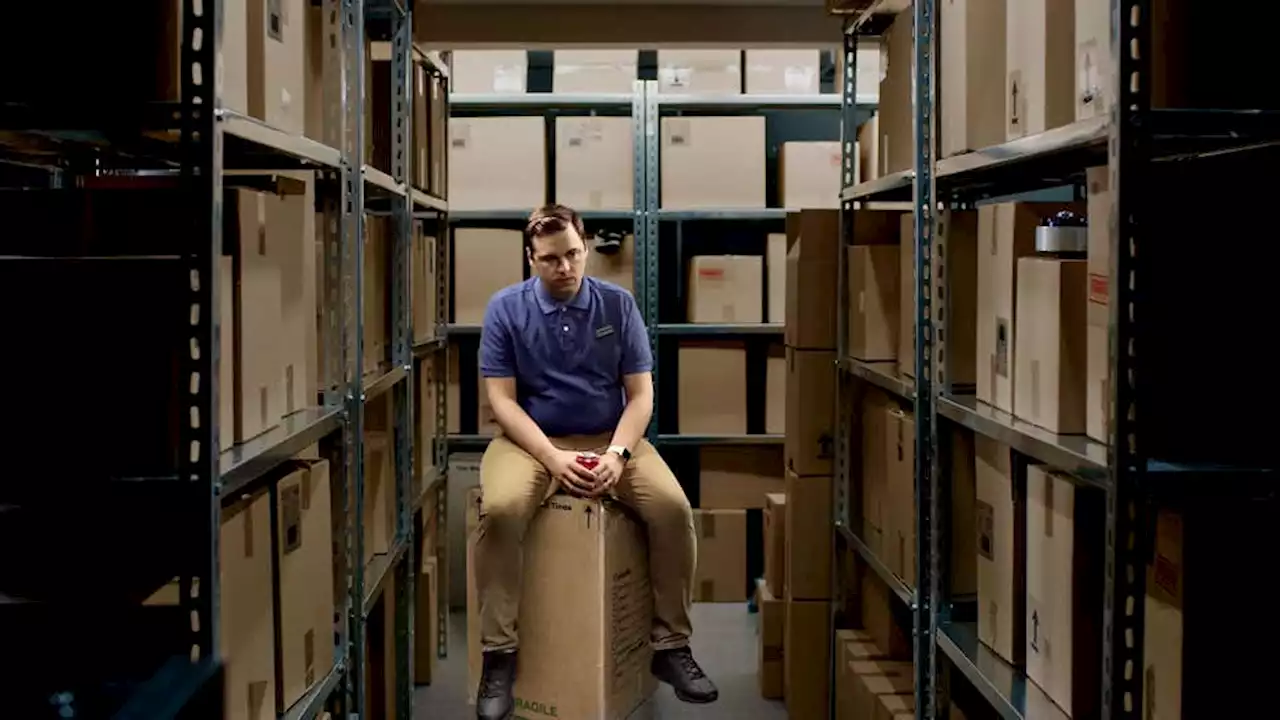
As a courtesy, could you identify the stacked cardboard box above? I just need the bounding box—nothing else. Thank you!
[695,446,785,606]
[832,628,913,720]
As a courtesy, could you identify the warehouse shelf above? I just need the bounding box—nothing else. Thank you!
[111,656,223,720]
[446,323,482,336]
[417,49,450,79]
[413,466,443,514]
[843,358,915,404]
[840,0,912,33]
[362,535,410,616]
[450,208,635,221]
[218,406,345,498]
[838,524,915,607]
[936,395,1109,489]
[935,622,1068,720]
[219,110,343,169]
[412,187,448,212]
[654,93,856,110]
[655,208,787,221]
[413,336,446,356]
[362,365,409,402]
[363,164,407,199]
[657,322,783,335]
[839,168,913,202]
[655,434,784,445]
[450,92,634,109]
[448,434,493,446]
[282,659,346,720]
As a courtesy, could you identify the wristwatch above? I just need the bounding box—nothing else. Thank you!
[606,445,632,461]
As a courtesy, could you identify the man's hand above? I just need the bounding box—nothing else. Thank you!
[541,449,601,497]
[593,451,625,495]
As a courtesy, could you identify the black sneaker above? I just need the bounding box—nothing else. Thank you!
[651,647,719,703]
[476,649,518,720]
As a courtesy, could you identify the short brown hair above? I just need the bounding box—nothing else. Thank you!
[524,204,586,252]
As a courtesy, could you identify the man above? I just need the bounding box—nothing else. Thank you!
[473,204,718,719]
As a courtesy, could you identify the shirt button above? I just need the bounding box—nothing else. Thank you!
[563,325,569,332]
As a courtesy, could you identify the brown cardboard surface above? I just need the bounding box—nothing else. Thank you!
[784,210,840,350]
[220,488,275,720]
[554,116,634,211]
[941,210,980,387]
[1013,257,1088,435]
[687,255,764,323]
[693,509,748,602]
[233,189,284,443]
[765,344,785,434]
[453,227,523,326]
[939,0,1007,156]
[975,436,1024,666]
[785,472,832,601]
[363,214,389,376]
[860,391,894,555]
[1085,166,1111,442]
[847,244,900,363]
[1005,0,1075,139]
[698,446,784,509]
[277,461,336,709]
[778,141,841,210]
[767,232,787,323]
[247,0,306,135]
[677,342,747,434]
[266,172,317,417]
[220,255,236,453]
[756,580,784,699]
[451,50,527,93]
[745,50,820,95]
[786,600,833,720]
[785,347,836,477]
[449,117,546,210]
[949,427,979,597]
[660,116,765,209]
[860,570,911,660]
[763,493,787,597]
[1144,509,1184,720]
[553,50,638,93]
[586,234,637,293]
[363,431,395,565]
[657,49,742,94]
[885,409,916,586]
[878,12,915,174]
[414,556,440,685]
[897,214,915,378]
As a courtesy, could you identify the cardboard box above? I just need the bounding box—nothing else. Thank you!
[660,116,766,209]
[1013,257,1087,435]
[452,228,524,326]
[466,494,657,717]
[553,50,637,93]
[1085,167,1110,442]
[586,234,636,293]
[448,455,482,608]
[413,58,430,191]
[779,141,841,209]
[451,50,527,94]
[763,493,787,597]
[837,657,912,720]
[756,580,785,699]
[745,49,821,95]
[220,488,275,720]
[766,344,785,434]
[942,210,981,388]
[885,408,916,586]
[677,342,747,434]
[266,173,317,416]
[303,4,325,143]
[363,431,395,565]
[1005,0,1075,139]
[878,13,915,174]
[1025,466,1102,719]
[693,509,748,602]
[220,255,236,453]
[449,117,546,210]
[687,255,764,323]
[554,116,634,210]
[417,358,439,486]
[949,427,980,597]
[860,570,911,659]
[232,190,284,443]
[785,347,836,476]
[784,472,832,600]
[860,392,894,554]
[247,0,306,134]
[428,74,449,197]
[276,461,336,709]
[1074,0,1109,121]
[858,116,880,182]
[412,229,439,343]
[940,0,1007,156]
[414,555,440,685]
[767,232,787,323]
[363,214,389,376]
[785,600,832,720]
[974,436,1024,665]
[897,214,915,378]
[784,210,840,350]
[698,446,784,509]
[847,244,900,362]
[657,49,741,94]
[1144,509,1184,720]
[852,665,914,720]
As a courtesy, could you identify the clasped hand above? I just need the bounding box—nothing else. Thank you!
[543,449,624,497]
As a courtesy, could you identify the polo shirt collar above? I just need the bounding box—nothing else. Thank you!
[533,277,592,315]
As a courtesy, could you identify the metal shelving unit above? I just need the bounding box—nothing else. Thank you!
[835,1,1280,718]
[0,0,448,716]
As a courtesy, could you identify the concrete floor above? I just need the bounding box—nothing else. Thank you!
[414,603,788,719]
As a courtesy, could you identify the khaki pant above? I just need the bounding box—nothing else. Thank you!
[475,434,696,652]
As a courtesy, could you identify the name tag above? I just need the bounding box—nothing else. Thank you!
[595,325,615,339]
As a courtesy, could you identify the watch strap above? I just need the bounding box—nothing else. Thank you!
[607,444,632,461]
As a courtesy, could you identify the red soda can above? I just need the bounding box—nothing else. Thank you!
[576,451,600,471]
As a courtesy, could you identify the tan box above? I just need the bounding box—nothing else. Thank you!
[940,0,1007,156]
[414,556,440,685]
[219,255,236,452]
[363,431,395,565]
[785,472,832,600]
[363,215,388,376]
[885,408,916,586]
[412,229,439,343]
[452,228,524,326]
[428,74,449,197]
[660,116,765,209]
[1144,509,1184,720]
[853,670,914,720]
[677,342,747,434]
[657,49,742,94]
[784,209,840,350]
[847,244,900,362]
[1005,0,1075,139]
[860,392,894,554]
[785,600,832,720]
[779,141,842,209]
[466,494,657,716]
[745,49,821,95]
[698,446,784,509]
[1074,0,1109,121]
[687,255,763,323]
[838,657,912,720]
[767,232,787,323]
[878,13,915,174]
[974,436,1023,665]
[693,509,748,602]
[757,580,785,699]
[233,190,284,443]
[554,116,634,210]
[859,116,880,182]
[449,117,546,211]
[220,488,276,720]
[1085,167,1110,443]
[303,4,325,143]
[860,570,911,659]
[1025,466,1102,719]
[247,0,306,134]
[446,344,461,436]
[785,347,836,477]
[276,461,336,709]
[448,455,482,608]
[451,50,527,94]
[763,493,787,598]
[586,234,636,293]
[949,427,980,598]
[553,50,637,93]
[939,210,981,387]
[1014,257,1087,435]
[267,173,317,416]
[766,344,785,434]
[898,214,915,378]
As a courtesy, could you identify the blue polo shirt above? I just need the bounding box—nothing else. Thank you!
[479,276,653,437]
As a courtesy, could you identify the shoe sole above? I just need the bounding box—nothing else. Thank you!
[674,689,719,704]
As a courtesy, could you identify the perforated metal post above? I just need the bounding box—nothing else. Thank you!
[642,80,661,441]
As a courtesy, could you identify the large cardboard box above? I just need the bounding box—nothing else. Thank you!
[219,488,275,720]
[657,49,741,94]
[220,255,236,452]
[363,431,395,566]
[766,344,786,434]
[554,116,634,211]
[878,13,915,174]
[860,392,894,555]
[586,234,636,293]
[449,117,546,210]
[939,0,1007,156]
[942,210,981,388]
[451,50,527,94]
[428,73,449,197]
[778,141,841,209]
[847,244,900,362]
[677,342,747,434]
[785,472,832,600]
[660,116,766,209]
[687,255,763,323]
[266,174,317,417]
[466,494,657,717]
[763,493,787,596]
[885,408,916,586]
[276,461,336,709]
[860,571,911,659]
[756,580,785,699]
[693,509,748,602]
[698,446,784,509]
[1013,257,1087,435]
[1085,167,1110,443]
[897,214,915,378]
[767,232,787,323]
[553,50,637,93]
[452,228,524,325]
[784,210,841,350]
[785,600,832,720]
[786,347,837,476]
[1005,0,1075,139]
[412,228,439,343]
[232,190,284,443]
[247,0,306,134]
[448,454,482,608]
[363,215,389,376]
[974,436,1024,665]
[414,556,440,685]
[745,49,821,95]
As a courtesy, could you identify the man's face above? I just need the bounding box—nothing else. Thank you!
[528,226,587,299]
